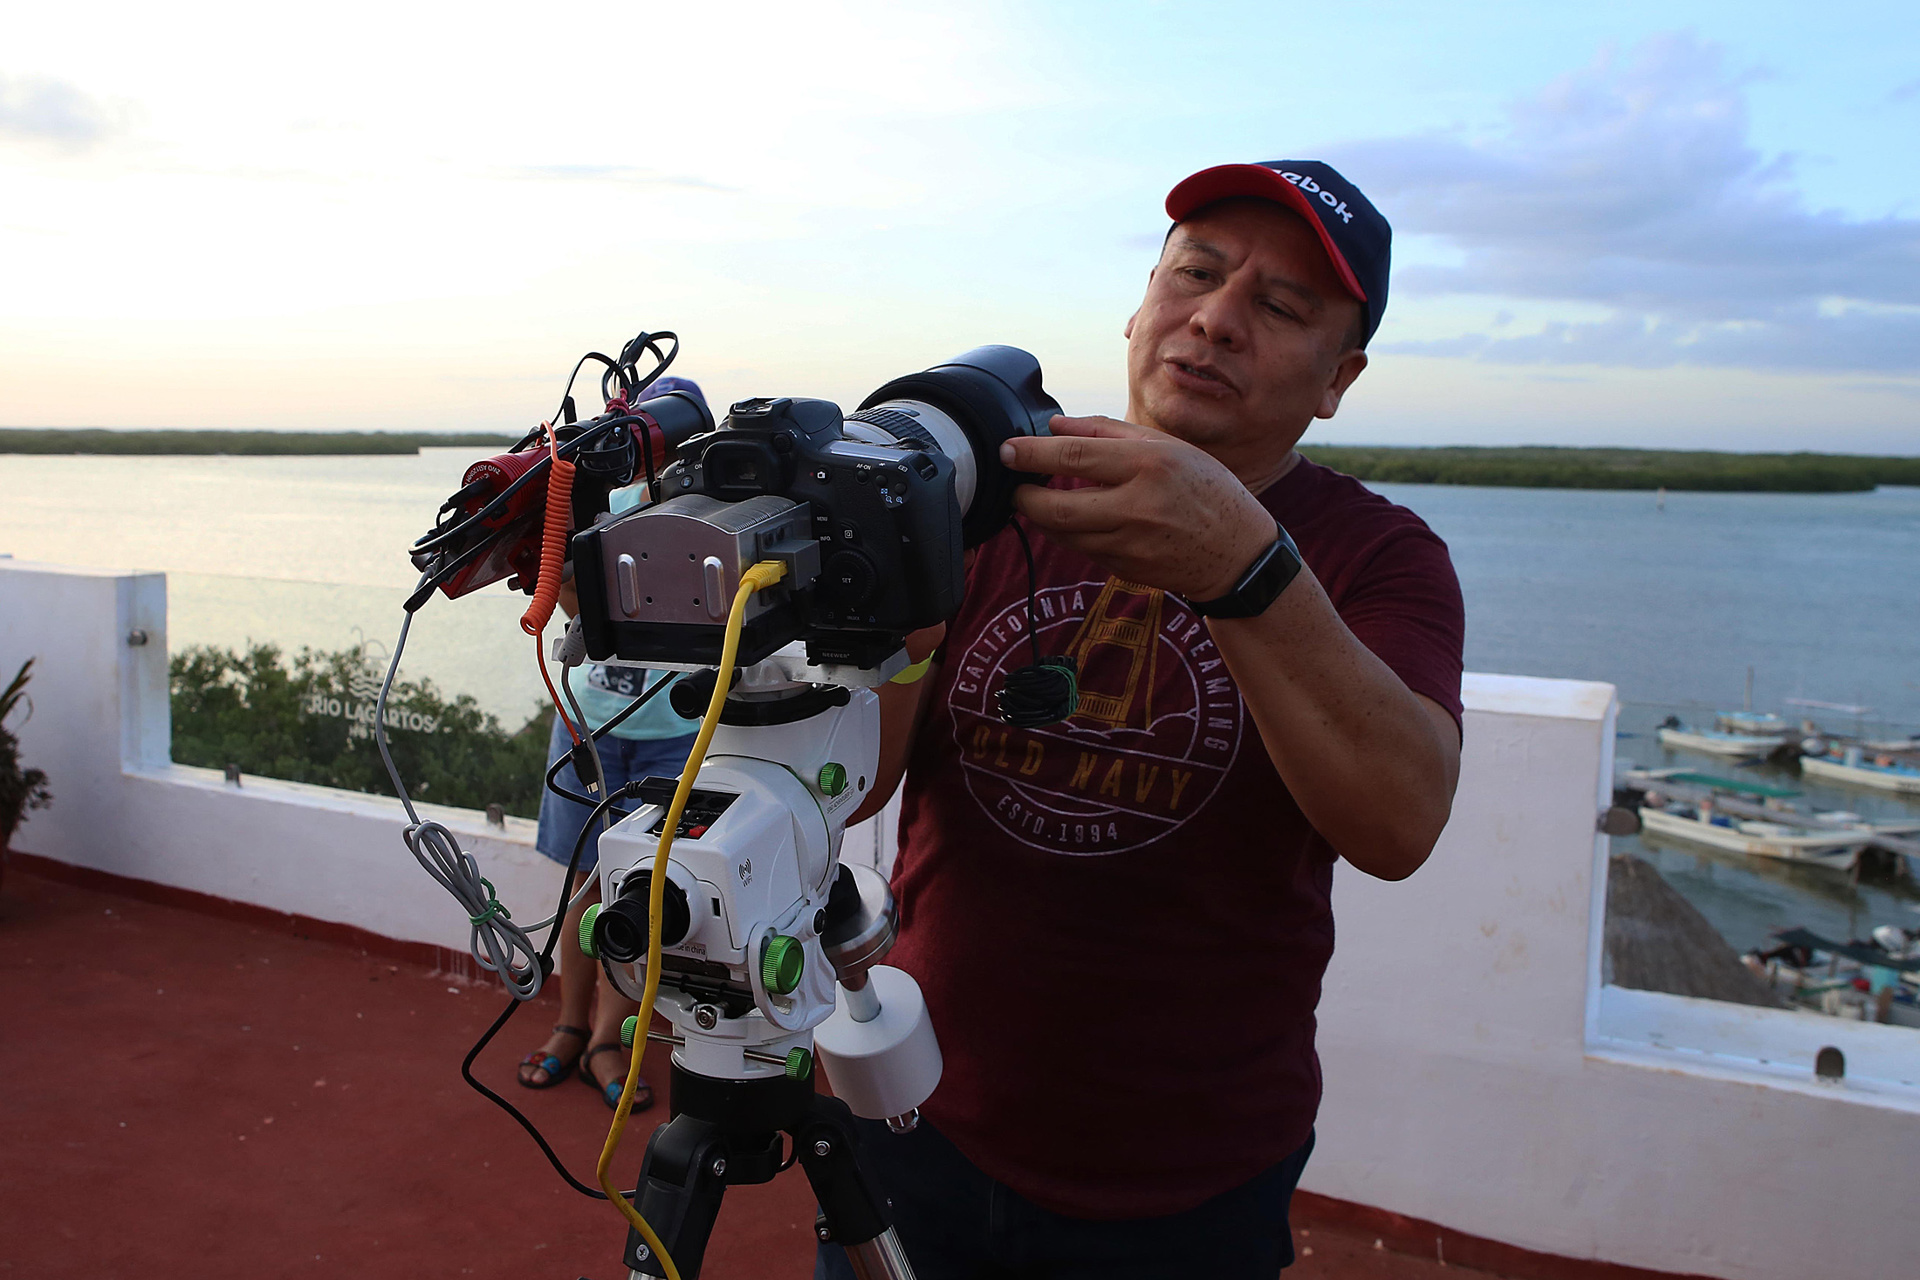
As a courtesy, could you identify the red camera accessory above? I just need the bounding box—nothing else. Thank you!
[419,387,714,605]
[435,449,549,601]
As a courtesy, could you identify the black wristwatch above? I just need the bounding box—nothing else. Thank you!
[1183,520,1303,618]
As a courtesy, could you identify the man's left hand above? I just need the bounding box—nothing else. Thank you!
[1001,415,1275,601]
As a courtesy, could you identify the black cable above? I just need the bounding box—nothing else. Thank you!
[402,416,664,612]
[997,519,1079,728]
[458,778,644,1202]
[405,333,682,613]
[621,330,678,509]
[408,411,642,561]
[409,329,676,565]
[459,662,679,1199]
[1011,519,1044,667]
[561,664,611,822]
[542,670,679,808]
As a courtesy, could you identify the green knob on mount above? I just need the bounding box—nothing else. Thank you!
[784,1047,813,1079]
[762,934,804,995]
[579,904,600,958]
[817,762,848,797]
[620,1014,638,1049]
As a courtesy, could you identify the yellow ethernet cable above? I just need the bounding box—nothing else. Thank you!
[594,559,789,1279]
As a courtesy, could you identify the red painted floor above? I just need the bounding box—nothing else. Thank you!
[0,866,1494,1280]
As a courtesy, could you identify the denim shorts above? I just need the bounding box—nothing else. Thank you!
[533,713,697,874]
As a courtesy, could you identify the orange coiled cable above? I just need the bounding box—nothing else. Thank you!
[520,429,576,638]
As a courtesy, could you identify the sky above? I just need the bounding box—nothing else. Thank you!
[2,1,1917,451]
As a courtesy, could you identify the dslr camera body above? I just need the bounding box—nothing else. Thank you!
[572,345,1060,672]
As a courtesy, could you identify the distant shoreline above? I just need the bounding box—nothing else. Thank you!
[1303,445,1920,493]
[0,428,518,456]
[4,429,1918,492]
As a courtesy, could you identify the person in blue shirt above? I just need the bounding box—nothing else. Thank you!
[516,376,706,1110]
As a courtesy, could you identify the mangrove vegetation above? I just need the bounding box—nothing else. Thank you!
[169,642,552,817]
[1301,445,1920,493]
[1,429,517,455]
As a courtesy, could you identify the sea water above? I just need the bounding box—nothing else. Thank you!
[1370,480,1920,956]
[2,451,1916,954]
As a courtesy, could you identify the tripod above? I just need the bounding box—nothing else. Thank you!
[622,1059,912,1280]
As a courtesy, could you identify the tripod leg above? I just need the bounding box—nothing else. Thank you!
[796,1096,916,1280]
[624,1113,729,1280]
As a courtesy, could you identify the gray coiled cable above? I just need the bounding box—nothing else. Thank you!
[374,587,557,999]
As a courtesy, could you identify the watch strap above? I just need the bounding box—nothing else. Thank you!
[1184,520,1302,618]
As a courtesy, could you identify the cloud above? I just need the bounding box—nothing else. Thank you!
[0,72,124,152]
[1892,77,1920,104]
[1342,35,1920,374]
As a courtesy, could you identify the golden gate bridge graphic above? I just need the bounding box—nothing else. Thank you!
[1062,578,1164,731]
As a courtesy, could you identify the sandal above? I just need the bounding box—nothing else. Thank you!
[582,1042,653,1112]
[516,1023,589,1089]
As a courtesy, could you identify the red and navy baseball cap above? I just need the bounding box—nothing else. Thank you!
[1166,160,1391,346]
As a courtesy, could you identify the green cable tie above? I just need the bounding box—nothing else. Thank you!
[468,877,509,926]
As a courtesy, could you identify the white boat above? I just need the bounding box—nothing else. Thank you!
[1655,724,1787,758]
[1717,710,1787,736]
[1747,927,1920,1027]
[1637,804,1872,868]
[1801,751,1920,796]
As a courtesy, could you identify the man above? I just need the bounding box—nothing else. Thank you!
[821,160,1465,1279]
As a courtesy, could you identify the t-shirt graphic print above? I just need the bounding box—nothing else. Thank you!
[946,575,1245,855]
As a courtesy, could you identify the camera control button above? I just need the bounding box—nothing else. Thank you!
[822,549,877,607]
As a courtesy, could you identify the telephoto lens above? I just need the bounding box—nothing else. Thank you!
[852,345,1060,547]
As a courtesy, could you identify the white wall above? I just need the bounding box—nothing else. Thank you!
[2,561,556,952]
[1310,673,1920,1278]
[0,560,897,955]
[6,562,1918,1278]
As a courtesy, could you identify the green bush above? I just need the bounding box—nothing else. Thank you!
[169,643,552,818]
[2,658,54,847]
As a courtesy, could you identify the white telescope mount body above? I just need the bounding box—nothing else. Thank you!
[584,642,941,1280]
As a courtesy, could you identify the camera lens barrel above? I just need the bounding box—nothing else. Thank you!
[633,389,715,459]
[857,345,1060,548]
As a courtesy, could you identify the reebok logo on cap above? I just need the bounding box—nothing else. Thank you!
[1277,170,1355,224]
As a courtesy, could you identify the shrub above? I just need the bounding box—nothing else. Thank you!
[168,643,552,818]
[1,659,53,848]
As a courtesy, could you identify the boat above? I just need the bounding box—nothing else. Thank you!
[1637,803,1873,868]
[1745,927,1920,1028]
[1716,710,1787,736]
[1800,747,1920,796]
[1623,768,1898,869]
[1655,715,1787,759]
[1622,767,1800,801]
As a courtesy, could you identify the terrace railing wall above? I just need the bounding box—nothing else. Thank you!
[4,559,1915,1279]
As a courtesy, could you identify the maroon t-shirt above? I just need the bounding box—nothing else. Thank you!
[886,455,1465,1219]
